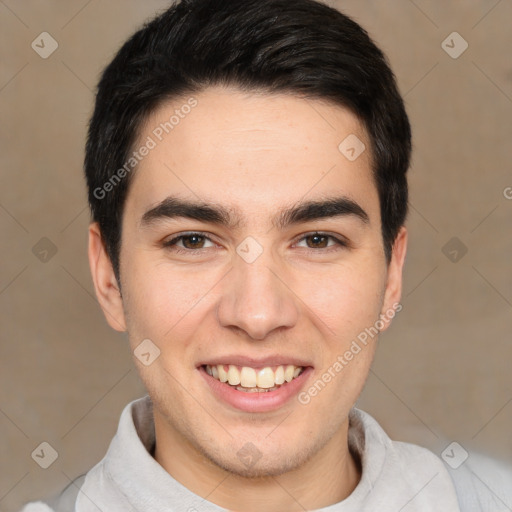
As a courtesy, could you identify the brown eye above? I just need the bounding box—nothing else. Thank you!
[305,234,330,248]
[163,232,215,251]
[181,234,206,249]
[296,232,346,251]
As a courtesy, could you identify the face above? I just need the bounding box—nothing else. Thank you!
[89,86,406,481]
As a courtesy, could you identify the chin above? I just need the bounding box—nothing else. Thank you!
[197,436,322,479]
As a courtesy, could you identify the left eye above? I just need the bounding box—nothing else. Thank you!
[296,233,344,249]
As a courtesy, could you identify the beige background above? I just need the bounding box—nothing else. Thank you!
[1,0,511,510]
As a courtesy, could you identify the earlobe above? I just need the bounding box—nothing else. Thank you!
[88,223,127,332]
[379,226,408,331]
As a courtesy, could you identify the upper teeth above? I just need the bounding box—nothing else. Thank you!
[205,364,303,388]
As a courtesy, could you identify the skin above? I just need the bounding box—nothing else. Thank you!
[88,86,407,511]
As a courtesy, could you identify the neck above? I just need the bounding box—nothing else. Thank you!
[153,413,361,511]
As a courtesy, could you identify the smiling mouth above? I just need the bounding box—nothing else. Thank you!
[202,364,305,393]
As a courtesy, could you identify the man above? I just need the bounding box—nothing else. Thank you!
[22,0,511,510]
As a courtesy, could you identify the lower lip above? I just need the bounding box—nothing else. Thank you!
[199,366,313,413]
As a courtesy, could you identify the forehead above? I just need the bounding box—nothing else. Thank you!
[125,86,379,225]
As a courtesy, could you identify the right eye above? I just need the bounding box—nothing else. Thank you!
[162,232,217,253]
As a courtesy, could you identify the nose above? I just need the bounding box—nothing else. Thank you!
[216,251,299,340]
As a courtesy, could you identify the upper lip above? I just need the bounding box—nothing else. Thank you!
[197,355,313,369]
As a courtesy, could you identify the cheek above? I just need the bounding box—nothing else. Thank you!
[121,253,218,345]
[294,259,386,342]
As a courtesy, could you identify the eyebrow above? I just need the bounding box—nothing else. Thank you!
[140,195,369,230]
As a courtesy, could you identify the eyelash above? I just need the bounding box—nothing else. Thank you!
[162,231,348,255]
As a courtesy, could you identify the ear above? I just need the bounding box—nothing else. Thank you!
[88,222,127,332]
[379,226,408,332]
